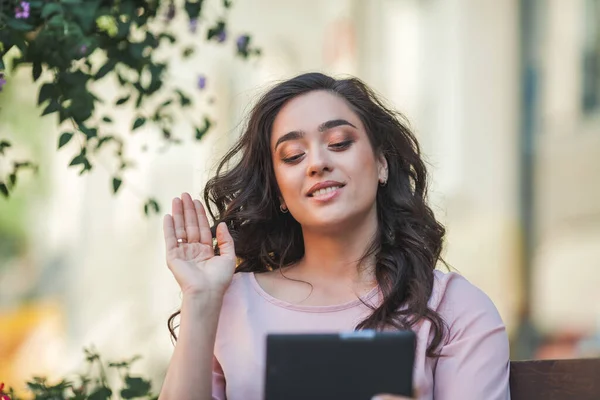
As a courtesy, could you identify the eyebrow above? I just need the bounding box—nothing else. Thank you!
[274,119,357,150]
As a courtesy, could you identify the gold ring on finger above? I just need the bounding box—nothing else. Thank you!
[177,238,187,244]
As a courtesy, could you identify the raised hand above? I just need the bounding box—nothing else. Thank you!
[163,192,236,300]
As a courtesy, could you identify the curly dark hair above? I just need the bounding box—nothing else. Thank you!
[168,72,448,357]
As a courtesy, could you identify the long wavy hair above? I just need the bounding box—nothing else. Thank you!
[168,72,448,357]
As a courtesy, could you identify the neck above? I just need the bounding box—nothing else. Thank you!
[295,208,379,286]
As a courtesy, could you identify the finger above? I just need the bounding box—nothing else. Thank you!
[194,199,212,245]
[216,222,236,260]
[182,193,200,243]
[163,214,178,251]
[172,197,187,241]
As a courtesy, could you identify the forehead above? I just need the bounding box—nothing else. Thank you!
[271,90,362,141]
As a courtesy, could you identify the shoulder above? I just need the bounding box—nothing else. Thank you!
[429,269,499,314]
[222,271,255,303]
[427,271,511,398]
[429,270,506,341]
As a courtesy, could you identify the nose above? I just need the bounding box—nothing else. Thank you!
[306,147,332,177]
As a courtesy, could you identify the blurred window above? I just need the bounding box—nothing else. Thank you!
[582,0,600,115]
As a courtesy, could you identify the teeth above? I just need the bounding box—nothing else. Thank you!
[311,186,341,197]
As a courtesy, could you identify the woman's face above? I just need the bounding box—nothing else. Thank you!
[270,90,387,232]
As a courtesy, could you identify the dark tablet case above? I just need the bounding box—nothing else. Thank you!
[265,330,416,400]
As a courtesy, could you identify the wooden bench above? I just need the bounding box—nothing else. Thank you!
[510,358,600,400]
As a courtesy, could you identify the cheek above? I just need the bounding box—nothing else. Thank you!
[348,144,379,180]
[274,165,301,200]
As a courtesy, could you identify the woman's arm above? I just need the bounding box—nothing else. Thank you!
[158,194,236,400]
[433,276,511,400]
[159,294,223,400]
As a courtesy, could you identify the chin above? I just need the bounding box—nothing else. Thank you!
[303,211,363,233]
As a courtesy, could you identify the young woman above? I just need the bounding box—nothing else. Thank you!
[158,73,511,400]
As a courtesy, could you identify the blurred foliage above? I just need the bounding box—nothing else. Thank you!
[1,348,159,400]
[0,0,260,214]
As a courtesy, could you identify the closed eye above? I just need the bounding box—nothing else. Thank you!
[282,153,304,164]
[329,140,354,150]
[281,140,354,163]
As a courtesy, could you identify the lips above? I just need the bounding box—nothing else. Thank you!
[310,186,343,197]
[307,181,346,197]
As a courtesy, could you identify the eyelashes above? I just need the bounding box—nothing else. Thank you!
[281,140,355,164]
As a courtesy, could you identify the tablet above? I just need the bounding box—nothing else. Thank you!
[264,330,416,400]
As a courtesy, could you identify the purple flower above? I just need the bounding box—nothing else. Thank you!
[197,75,206,90]
[0,74,6,92]
[216,30,226,43]
[189,18,198,33]
[236,35,249,53]
[15,1,30,19]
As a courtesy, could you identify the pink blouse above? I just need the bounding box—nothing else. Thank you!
[212,270,511,400]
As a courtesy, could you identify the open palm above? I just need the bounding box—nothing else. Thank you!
[163,193,236,298]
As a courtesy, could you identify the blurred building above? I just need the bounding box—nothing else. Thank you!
[0,0,599,389]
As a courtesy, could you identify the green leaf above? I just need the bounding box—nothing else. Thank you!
[135,93,144,108]
[47,13,64,27]
[147,64,164,94]
[144,198,160,216]
[128,42,145,60]
[59,108,70,123]
[8,173,16,187]
[6,19,35,31]
[158,33,176,43]
[195,117,212,140]
[42,100,60,116]
[71,0,100,33]
[95,59,117,79]
[95,135,115,151]
[0,183,9,198]
[184,0,204,20]
[116,95,130,105]
[207,21,226,41]
[14,161,38,173]
[68,91,95,122]
[38,83,56,105]
[60,70,89,87]
[58,132,74,149]
[176,90,191,107]
[41,3,62,18]
[116,20,131,39]
[182,47,195,58]
[69,152,87,166]
[116,73,128,86]
[0,140,11,156]
[112,177,122,194]
[132,117,146,131]
[78,125,98,139]
[143,32,158,48]
[121,376,152,398]
[32,62,42,82]
[88,386,112,400]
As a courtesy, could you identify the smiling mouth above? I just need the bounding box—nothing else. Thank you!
[308,185,345,197]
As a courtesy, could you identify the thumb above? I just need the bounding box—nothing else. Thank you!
[216,222,236,260]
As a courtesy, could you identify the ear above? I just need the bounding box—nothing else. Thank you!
[377,153,388,182]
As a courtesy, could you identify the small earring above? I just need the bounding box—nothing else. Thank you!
[379,178,388,187]
[280,204,289,213]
